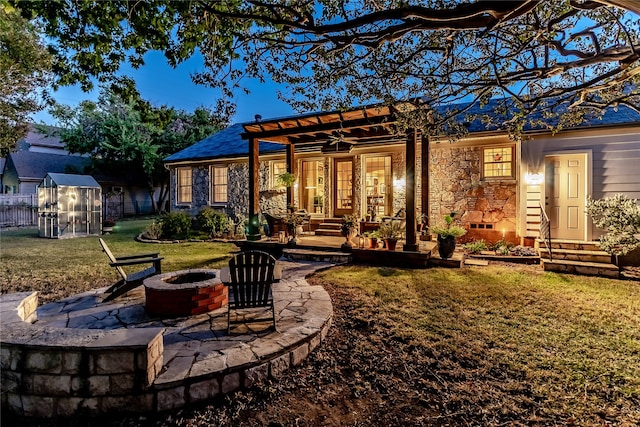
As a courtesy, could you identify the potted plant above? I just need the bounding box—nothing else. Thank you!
[102,218,116,234]
[429,212,467,259]
[277,172,297,188]
[378,220,405,251]
[340,214,359,250]
[368,230,380,249]
[284,209,304,245]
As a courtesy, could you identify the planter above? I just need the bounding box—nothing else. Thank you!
[369,238,378,249]
[102,226,114,234]
[437,235,457,259]
[385,238,398,251]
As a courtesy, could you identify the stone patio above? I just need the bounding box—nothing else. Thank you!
[0,259,334,417]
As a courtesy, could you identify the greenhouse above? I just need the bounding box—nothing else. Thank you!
[38,173,102,238]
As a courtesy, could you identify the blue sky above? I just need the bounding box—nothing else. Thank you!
[33,51,296,126]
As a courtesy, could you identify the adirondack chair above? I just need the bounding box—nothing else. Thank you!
[99,238,163,302]
[226,250,278,334]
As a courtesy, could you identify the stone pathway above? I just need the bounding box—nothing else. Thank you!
[31,259,335,411]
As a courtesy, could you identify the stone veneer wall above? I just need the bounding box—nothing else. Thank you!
[429,145,517,242]
[170,162,288,221]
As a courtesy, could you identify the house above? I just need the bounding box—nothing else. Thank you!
[1,127,158,217]
[164,101,640,252]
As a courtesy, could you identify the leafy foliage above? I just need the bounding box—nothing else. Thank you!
[586,193,640,256]
[49,88,222,213]
[159,211,192,239]
[15,1,640,135]
[462,239,487,254]
[429,212,467,238]
[196,208,231,238]
[340,213,359,236]
[377,219,405,240]
[0,2,52,156]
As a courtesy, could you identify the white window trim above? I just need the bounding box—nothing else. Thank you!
[481,145,516,181]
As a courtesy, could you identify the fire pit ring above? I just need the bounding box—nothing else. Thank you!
[144,269,227,317]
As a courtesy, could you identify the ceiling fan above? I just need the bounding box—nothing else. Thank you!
[327,130,359,149]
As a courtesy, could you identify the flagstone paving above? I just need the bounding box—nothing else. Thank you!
[2,259,334,415]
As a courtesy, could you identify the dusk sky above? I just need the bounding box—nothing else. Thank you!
[33,50,297,126]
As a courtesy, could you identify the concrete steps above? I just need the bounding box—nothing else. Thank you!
[538,239,619,279]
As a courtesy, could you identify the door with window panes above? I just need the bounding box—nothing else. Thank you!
[334,158,353,216]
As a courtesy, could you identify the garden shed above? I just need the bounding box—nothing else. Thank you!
[38,173,102,238]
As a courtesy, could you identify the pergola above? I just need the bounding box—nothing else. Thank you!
[241,104,432,251]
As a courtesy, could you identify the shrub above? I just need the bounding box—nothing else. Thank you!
[586,194,640,256]
[160,211,192,239]
[141,220,163,240]
[197,208,231,237]
[463,240,487,254]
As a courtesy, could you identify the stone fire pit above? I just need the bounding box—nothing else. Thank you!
[144,269,227,317]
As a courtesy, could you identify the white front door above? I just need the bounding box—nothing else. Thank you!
[545,154,588,240]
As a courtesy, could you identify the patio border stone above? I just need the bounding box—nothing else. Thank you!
[0,260,334,419]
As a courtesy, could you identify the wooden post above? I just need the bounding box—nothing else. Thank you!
[404,128,418,252]
[286,144,295,208]
[421,133,430,228]
[247,137,261,240]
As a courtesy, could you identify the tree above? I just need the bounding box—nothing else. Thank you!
[0,1,51,156]
[51,88,223,213]
[13,1,640,133]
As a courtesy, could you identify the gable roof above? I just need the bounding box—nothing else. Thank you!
[6,151,93,181]
[165,101,640,164]
[43,173,100,188]
[163,123,285,163]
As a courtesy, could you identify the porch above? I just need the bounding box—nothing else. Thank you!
[236,232,464,269]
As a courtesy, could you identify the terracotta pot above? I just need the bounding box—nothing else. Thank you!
[437,235,456,259]
[369,238,378,249]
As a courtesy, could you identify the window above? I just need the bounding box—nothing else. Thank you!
[271,161,287,189]
[211,165,228,203]
[176,168,192,204]
[483,146,514,179]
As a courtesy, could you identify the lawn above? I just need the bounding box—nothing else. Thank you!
[1,221,639,426]
[0,219,237,304]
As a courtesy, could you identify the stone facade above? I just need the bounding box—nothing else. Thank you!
[169,145,515,241]
[429,144,516,242]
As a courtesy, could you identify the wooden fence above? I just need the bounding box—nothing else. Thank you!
[0,194,38,227]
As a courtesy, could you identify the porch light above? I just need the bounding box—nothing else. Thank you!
[524,172,544,185]
[393,178,405,190]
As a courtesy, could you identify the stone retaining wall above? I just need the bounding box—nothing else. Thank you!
[0,292,164,418]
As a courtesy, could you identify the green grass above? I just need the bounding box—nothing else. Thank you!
[310,265,640,424]
[1,224,639,424]
[0,219,237,303]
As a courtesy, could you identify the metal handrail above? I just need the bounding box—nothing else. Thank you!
[539,202,553,261]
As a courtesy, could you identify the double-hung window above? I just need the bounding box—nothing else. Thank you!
[483,146,515,179]
[211,165,228,203]
[176,168,192,204]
